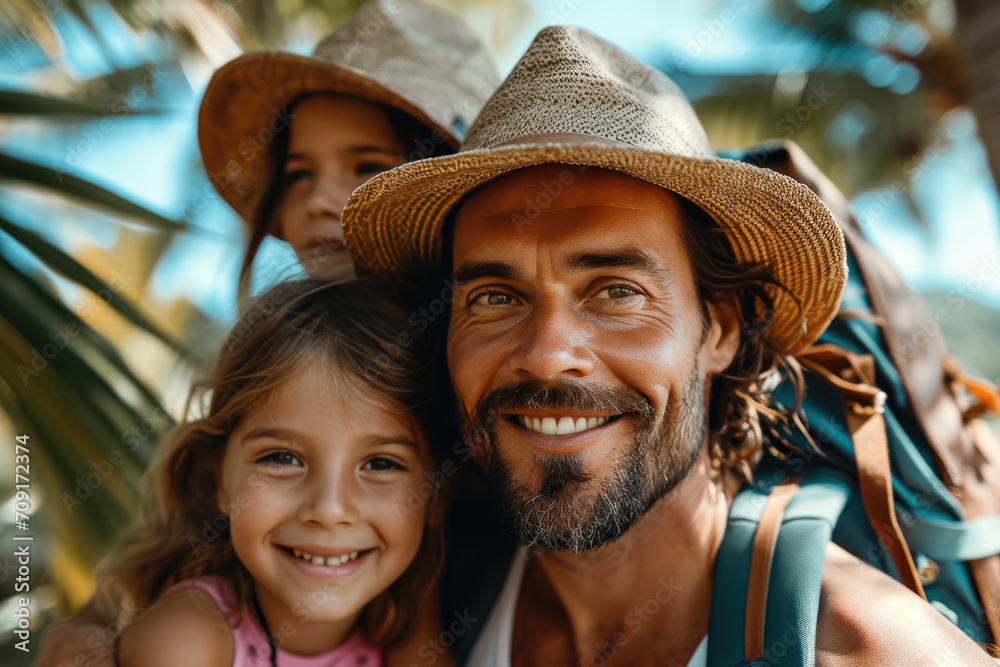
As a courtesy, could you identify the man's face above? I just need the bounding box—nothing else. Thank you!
[447,164,739,552]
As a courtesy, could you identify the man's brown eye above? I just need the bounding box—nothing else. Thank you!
[474,292,516,306]
[598,285,638,299]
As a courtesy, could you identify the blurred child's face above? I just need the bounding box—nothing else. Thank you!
[278,94,406,282]
[217,362,431,635]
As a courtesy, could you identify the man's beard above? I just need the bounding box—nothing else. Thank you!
[463,369,707,552]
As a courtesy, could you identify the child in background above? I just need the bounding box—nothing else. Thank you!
[196,0,498,289]
[95,280,449,666]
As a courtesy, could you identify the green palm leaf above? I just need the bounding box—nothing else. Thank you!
[0,214,184,350]
[0,154,187,232]
[0,90,132,117]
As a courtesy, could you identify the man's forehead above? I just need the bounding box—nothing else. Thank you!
[455,164,683,224]
[448,164,695,282]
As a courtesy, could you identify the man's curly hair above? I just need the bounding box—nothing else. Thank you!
[676,197,804,480]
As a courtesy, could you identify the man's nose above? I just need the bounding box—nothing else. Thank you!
[297,472,360,528]
[507,297,596,380]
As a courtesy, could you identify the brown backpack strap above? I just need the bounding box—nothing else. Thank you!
[750,139,970,487]
[971,557,1000,643]
[749,139,1000,639]
[798,345,926,599]
[745,480,800,661]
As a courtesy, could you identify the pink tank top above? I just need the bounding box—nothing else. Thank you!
[164,577,382,667]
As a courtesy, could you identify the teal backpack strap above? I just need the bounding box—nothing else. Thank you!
[708,472,852,667]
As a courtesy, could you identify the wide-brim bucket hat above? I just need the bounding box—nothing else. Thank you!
[198,0,499,224]
[343,26,847,355]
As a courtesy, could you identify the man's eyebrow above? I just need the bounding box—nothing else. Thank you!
[565,248,673,278]
[453,261,523,284]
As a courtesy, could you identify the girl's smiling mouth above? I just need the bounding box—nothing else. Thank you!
[278,545,375,578]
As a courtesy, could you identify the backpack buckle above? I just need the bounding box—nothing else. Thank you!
[849,391,887,416]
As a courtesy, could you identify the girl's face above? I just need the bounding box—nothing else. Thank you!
[217,361,431,638]
[278,93,406,281]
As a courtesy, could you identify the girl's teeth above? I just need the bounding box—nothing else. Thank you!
[517,415,609,435]
[293,550,363,567]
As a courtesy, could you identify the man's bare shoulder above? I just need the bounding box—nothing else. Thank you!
[119,586,234,667]
[816,543,997,666]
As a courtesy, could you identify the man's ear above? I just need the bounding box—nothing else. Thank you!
[701,293,741,376]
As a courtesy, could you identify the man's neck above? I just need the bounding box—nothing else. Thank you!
[521,450,741,664]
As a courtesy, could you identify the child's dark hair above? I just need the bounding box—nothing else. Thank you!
[95,279,449,648]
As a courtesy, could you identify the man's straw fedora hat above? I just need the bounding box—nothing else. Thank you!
[198,0,498,223]
[343,26,847,355]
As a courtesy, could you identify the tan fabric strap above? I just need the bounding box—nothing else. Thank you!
[799,346,927,599]
[971,556,1000,643]
[745,480,800,661]
[846,408,926,598]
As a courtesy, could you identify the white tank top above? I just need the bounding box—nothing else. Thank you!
[467,548,708,667]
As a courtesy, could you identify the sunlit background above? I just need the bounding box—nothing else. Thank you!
[1,0,998,662]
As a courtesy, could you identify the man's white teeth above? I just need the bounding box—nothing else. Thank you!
[517,415,608,434]
[291,549,362,566]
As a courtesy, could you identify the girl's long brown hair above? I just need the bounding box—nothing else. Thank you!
[95,279,449,648]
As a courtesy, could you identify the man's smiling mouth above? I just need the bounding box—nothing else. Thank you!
[510,414,619,435]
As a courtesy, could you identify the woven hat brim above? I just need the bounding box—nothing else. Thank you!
[198,51,461,223]
[343,142,847,355]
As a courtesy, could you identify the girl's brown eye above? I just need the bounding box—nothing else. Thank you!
[284,169,311,185]
[356,161,397,178]
[363,457,406,472]
[260,451,303,467]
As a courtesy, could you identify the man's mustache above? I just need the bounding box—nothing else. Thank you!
[474,379,655,423]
